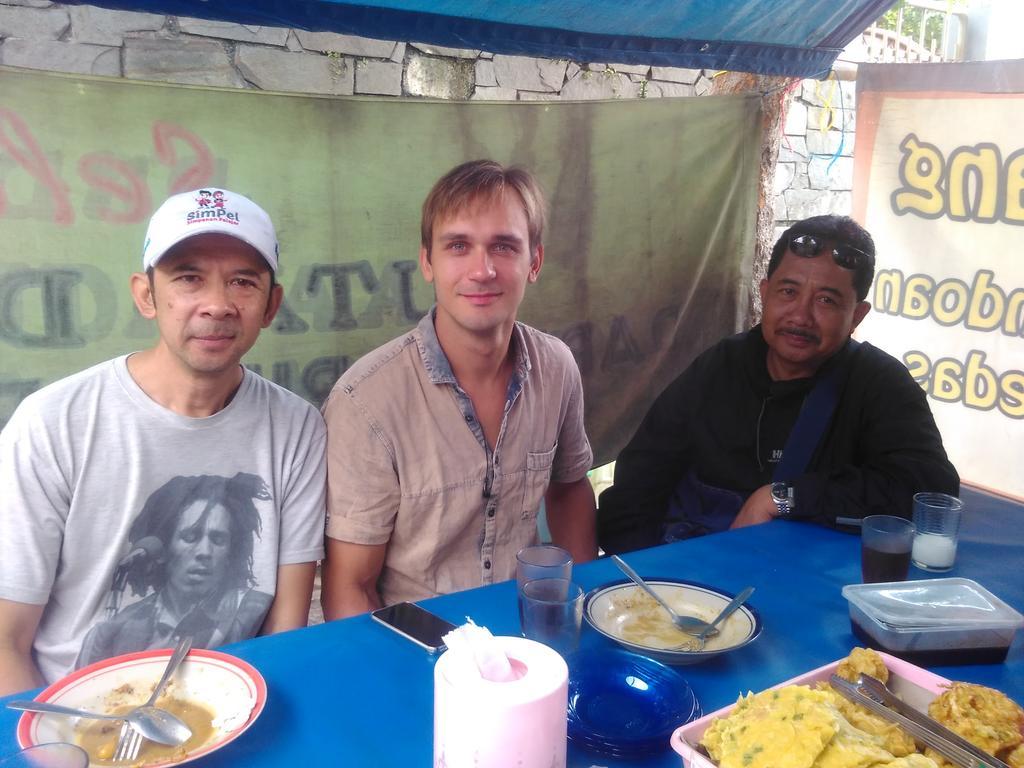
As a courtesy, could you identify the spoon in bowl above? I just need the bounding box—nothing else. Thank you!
[611,555,715,636]
[672,586,756,651]
[6,699,191,747]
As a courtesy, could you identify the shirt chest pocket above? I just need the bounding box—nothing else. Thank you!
[520,443,557,520]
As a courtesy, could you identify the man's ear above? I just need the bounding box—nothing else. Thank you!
[130,272,157,319]
[528,244,544,283]
[261,283,284,328]
[851,301,871,333]
[758,278,768,307]
[419,245,434,283]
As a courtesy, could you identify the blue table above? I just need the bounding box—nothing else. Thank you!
[2,486,1021,766]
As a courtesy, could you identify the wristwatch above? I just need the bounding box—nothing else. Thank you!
[770,482,796,518]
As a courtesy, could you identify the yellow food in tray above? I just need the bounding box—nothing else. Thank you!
[700,685,935,768]
[925,682,1024,768]
[699,647,1024,768]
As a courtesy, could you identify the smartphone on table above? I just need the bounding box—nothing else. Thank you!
[371,601,458,653]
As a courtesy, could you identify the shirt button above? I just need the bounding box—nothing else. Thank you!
[465,414,473,423]
[487,508,495,518]
[484,560,491,569]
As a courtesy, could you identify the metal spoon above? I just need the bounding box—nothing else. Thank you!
[670,586,755,651]
[120,635,194,747]
[611,555,715,635]
[7,699,190,746]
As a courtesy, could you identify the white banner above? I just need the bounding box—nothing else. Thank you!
[854,61,1024,500]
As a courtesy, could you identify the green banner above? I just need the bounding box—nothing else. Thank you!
[0,67,760,464]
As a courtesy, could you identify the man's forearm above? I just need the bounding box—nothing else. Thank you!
[546,478,598,563]
[0,644,44,697]
[322,582,381,621]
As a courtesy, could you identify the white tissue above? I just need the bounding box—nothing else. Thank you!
[441,619,516,682]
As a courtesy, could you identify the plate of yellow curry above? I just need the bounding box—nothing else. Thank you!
[16,648,265,767]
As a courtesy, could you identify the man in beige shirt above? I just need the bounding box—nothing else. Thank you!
[320,160,597,619]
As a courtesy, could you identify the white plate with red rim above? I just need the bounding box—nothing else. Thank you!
[17,648,266,767]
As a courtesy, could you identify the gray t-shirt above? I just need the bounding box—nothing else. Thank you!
[0,356,326,683]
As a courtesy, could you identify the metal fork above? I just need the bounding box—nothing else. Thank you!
[113,636,193,763]
[113,720,142,764]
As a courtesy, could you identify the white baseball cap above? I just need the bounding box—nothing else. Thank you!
[141,188,279,272]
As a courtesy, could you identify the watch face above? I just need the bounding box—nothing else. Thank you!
[771,482,788,502]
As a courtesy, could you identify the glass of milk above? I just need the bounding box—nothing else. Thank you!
[911,492,963,571]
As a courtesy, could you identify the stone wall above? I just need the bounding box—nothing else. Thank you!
[774,77,857,240]
[0,1,855,248]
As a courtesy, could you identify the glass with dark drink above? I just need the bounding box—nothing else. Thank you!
[861,515,914,583]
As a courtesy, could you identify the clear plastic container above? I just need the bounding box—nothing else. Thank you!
[841,577,1023,664]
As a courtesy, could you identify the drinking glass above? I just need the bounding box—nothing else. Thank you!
[518,577,584,656]
[515,545,572,589]
[0,744,89,768]
[911,492,963,572]
[861,515,914,583]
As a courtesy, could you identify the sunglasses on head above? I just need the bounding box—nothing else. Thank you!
[789,234,870,270]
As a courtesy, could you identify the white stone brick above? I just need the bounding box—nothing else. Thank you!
[471,85,517,101]
[293,29,396,58]
[808,155,854,190]
[475,58,497,87]
[773,162,796,195]
[492,54,566,92]
[587,61,649,76]
[2,0,54,7]
[783,99,807,136]
[650,65,701,84]
[646,80,695,98]
[389,42,405,62]
[565,62,580,80]
[801,77,855,109]
[0,5,68,39]
[354,59,401,95]
[694,75,712,96]
[784,188,852,220]
[778,135,808,162]
[560,69,639,100]
[67,5,164,45]
[178,17,288,46]
[806,129,854,157]
[1,38,119,76]
[236,45,353,95]
[285,30,303,52]
[410,41,479,59]
[807,105,855,132]
[405,54,473,99]
[516,91,559,101]
[124,37,246,87]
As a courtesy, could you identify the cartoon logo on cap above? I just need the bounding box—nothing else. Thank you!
[187,189,239,226]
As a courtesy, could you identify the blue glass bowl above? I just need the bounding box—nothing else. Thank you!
[565,648,701,758]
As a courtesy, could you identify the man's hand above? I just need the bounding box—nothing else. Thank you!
[320,538,387,621]
[545,477,598,563]
[730,484,777,529]
[0,598,45,697]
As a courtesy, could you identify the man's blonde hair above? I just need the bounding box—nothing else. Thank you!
[420,159,547,257]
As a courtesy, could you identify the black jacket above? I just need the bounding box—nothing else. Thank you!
[597,325,959,553]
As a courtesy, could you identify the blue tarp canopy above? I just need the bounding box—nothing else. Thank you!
[64,0,893,77]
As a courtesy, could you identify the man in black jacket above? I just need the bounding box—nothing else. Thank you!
[598,215,958,553]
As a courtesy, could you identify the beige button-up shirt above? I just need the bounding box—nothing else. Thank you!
[322,310,592,606]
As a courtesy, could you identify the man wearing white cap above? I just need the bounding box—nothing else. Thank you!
[0,189,326,694]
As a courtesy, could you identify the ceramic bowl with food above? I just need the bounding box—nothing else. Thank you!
[583,579,761,665]
[17,648,266,767]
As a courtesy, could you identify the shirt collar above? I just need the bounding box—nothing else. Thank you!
[416,306,532,386]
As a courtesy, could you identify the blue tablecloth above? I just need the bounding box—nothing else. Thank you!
[2,486,1021,766]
